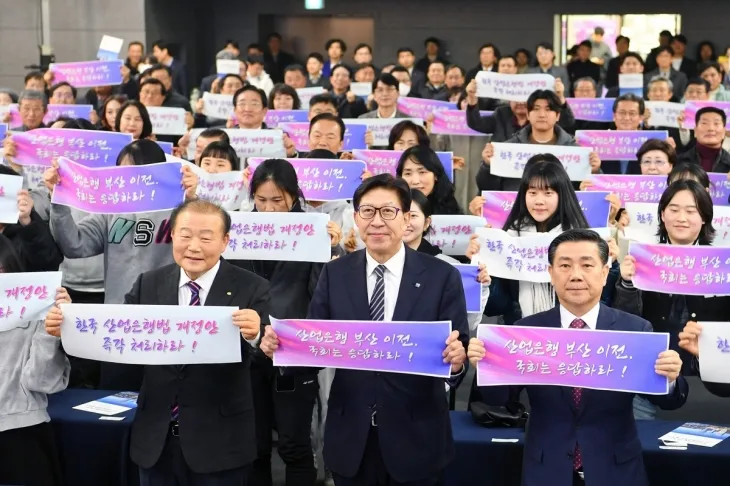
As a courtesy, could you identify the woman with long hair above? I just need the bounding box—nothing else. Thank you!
[616,180,724,417]
[115,100,154,140]
[230,158,341,486]
[396,145,462,215]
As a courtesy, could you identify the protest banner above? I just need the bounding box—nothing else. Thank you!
[425,215,486,255]
[49,60,123,88]
[278,122,367,152]
[430,110,486,136]
[146,106,187,136]
[345,118,424,146]
[202,92,233,120]
[0,271,62,332]
[454,264,483,313]
[619,73,644,96]
[52,157,185,214]
[264,110,309,128]
[350,149,454,182]
[0,173,23,224]
[224,212,331,262]
[490,142,592,181]
[683,101,730,129]
[475,72,555,101]
[698,321,730,385]
[195,170,247,211]
[645,101,684,128]
[11,129,132,167]
[296,87,326,108]
[187,128,286,161]
[271,317,453,377]
[476,324,669,394]
[44,104,93,125]
[481,191,610,229]
[396,98,456,119]
[575,130,668,159]
[565,98,614,122]
[97,35,124,60]
[60,303,241,365]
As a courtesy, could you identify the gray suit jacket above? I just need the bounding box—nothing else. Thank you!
[644,68,687,101]
[527,65,570,92]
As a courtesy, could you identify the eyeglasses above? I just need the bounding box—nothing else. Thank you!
[640,159,668,166]
[356,205,401,220]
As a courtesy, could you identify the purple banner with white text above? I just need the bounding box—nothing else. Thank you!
[575,130,668,159]
[588,173,730,206]
[630,242,730,296]
[12,128,131,167]
[156,141,173,154]
[50,60,123,88]
[476,324,669,394]
[351,149,454,182]
[271,317,453,377]
[1,105,22,129]
[264,110,309,128]
[0,124,6,141]
[481,191,610,229]
[11,128,132,168]
[247,157,366,201]
[684,101,730,130]
[431,110,488,136]
[397,98,456,119]
[455,264,482,313]
[52,157,184,213]
[43,105,93,125]
[565,98,614,122]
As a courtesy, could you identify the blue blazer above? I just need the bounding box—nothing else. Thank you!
[477,304,688,486]
[307,247,470,482]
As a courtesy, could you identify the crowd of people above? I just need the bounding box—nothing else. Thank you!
[0,26,729,486]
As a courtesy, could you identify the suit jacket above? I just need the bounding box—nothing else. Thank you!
[477,304,688,486]
[676,57,697,79]
[127,260,271,473]
[169,59,189,97]
[264,51,297,84]
[644,69,688,101]
[308,248,469,482]
[526,65,570,93]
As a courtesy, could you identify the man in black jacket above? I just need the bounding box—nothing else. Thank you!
[126,199,270,485]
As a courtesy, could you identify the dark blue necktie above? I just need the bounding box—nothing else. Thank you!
[369,265,386,321]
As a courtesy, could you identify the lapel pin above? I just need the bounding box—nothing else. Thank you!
[415,283,421,288]
[226,291,232,295]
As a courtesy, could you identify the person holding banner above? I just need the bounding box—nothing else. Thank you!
[676,107,730,173]
[44,140,198,390]
[232,158,342,486]
[0,252,70,486]
[476,90,601,192]
[468,229,687,486]
[679,321,730,397]
[616,180,725,418]
[261,174,469,486]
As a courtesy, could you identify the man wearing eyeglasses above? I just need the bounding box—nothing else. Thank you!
[261,174,469,486]
[359,73,410,120]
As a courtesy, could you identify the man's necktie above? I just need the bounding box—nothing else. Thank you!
[171,281,202,422]
[369,265,386,321]
[570,318,587,470]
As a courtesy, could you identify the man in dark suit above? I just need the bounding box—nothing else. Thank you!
[469,229,687,486]
[125,199,270,485]
[264,32,297,84]
[643,46,688,101]
[152,40,189,97]
[261,174,469,485]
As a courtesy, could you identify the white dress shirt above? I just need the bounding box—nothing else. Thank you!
[376,108,398,119]
[365,244,406,321]
[559,302,675,391]
[178,261,260,346]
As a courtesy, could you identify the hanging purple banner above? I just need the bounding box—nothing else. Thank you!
[565,98,614,122]
[49,60,124,88]
[247,157,366,201]
[476,324,669,394]
[278,122,367,152]
[481,191,610,229]
[11,129,132,168]
[630,242,730,296]
[431,110,488,136]
[264,110,309,128]
[52,157,185,214]
[684,101,730,130]
[454,264,482,313]
[271,317,453,378]
[575,130,668,159]
[43,105,93,125]
[396,97,456,119]
[350,149,454,182]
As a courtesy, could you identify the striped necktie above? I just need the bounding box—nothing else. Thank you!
[369,265,386,321]
[171,280,203,422]
[570,318,587,471]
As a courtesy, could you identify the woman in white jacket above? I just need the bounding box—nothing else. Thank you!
[0,235,71,485]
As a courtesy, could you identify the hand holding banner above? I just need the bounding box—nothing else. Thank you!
[60,304,242,365]
[476,324,670,394]
[224,212,331,262]
[481,191,610,229]
[52,157,185,214]
[271,317,453,377]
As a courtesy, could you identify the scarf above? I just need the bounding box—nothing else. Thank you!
[509,224,561,317]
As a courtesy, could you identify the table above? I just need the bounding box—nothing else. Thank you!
[446,411,730,486]
[48,389,139,486]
